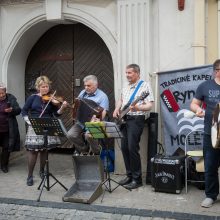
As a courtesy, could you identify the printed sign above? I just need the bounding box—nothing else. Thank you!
[158,65,213,155]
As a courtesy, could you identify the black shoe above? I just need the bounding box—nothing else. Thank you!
[26,176,33,186]
[118,177,132,186]
[124,180,143,190]
[1,166,8,173]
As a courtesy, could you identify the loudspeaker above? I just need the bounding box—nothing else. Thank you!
[151,155,185,194]
[63,155,104,204]
[146,112,158,184]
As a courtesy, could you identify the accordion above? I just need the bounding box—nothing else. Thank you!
[73,98,104,125]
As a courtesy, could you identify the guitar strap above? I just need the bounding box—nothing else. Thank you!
[128,80,144,104]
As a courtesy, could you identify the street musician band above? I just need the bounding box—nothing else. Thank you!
[4,61,220,209]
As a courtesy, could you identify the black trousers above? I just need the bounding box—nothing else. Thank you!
[0,132,10,168]
[121,115,145,182]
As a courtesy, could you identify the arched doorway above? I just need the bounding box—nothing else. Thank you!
[25,23,114,148]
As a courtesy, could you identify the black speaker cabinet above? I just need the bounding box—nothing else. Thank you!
[151,155,184,194]
[63,155,104,204]
[146,112,158,184]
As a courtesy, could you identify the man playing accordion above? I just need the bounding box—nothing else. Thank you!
[67,75,109,155]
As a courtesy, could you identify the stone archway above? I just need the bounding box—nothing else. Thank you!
[25,23,114,148]
[1,13,117,143]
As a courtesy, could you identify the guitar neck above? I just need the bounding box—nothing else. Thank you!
[119,91,149,120]
[119,99,141,119]
[119,108,130,119]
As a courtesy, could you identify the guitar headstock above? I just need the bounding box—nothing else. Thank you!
[132,91,150,105]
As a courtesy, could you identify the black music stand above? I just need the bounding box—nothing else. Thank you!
[85,121,130,194]
[29,117,68,202]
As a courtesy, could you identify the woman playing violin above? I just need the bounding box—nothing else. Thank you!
[21,75,68,186]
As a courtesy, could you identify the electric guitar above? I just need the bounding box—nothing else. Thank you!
[116,91,150,127]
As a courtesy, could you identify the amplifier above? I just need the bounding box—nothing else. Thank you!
[151,155,185,194]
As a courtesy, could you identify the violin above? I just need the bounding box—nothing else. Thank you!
[42,94,64,106]
[42,94,74,109]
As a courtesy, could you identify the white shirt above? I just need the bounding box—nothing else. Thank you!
[121,80,154,116]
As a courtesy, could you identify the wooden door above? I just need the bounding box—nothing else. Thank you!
[25,24,114,148]
[73,24,114,117]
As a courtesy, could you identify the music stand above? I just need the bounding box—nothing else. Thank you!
[29,117,68,202]
[85,121,131,194]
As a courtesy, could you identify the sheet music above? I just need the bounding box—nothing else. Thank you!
[29,117,67,137]
[103,121,123,138]
[85,121,123,139]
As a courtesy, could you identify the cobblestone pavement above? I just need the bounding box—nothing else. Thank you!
[0,199,219,220]
[0,153,220,220]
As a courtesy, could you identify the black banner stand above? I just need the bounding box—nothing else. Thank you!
[85,121,131,196]
[29,118,68,202]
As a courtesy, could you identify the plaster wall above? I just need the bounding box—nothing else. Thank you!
[155,0,195,72]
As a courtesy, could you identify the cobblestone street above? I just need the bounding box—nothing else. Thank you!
[0,153,219,220]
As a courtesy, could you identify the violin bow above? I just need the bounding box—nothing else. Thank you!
[39,90,56,118]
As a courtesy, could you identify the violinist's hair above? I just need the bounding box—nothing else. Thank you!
[83,75,98,85]
[0,82,6,91]
[35,76,52,90]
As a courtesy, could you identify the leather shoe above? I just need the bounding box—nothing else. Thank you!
[26,176,33,186]
[1,167,8,173]
[118,177,132,186]
[124,180,143,190]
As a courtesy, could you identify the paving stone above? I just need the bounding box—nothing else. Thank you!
[0,153,219,219]
[121,215,132,220]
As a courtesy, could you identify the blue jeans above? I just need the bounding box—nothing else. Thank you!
[203,134,220,200]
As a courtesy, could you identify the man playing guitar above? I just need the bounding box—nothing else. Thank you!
[113,64,154,189]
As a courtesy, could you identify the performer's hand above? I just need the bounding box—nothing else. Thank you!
[4,107,12,113]
[23,116,31,125]
[85,131,92,138]
[113,109,120,118]
[195,107,205,118]
[57,101,68,114]
[91,115,100,122]
[130,105,136,112]
[130,105,140,112]
[61,101,68,109]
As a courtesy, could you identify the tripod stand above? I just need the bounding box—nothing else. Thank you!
[29,118,68,202]
[85,121,131,193]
